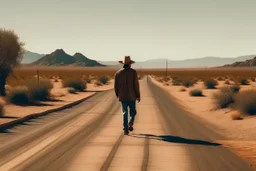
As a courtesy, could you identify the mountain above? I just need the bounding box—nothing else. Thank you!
[99,55,256,68]
[32,49,104,67]
[73,53,104,66]
[224,56,256,67]
[22,51,44,64]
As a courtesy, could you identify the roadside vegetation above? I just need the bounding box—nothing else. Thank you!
[62,79,87,92]
[235,90,256,116]
[189,89,203,96]
[0,102,5,117]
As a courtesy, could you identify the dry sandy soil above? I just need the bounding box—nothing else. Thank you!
[0,79,114,125]
[152,76,256,169]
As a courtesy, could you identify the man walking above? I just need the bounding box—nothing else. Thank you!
[114,56,141,135]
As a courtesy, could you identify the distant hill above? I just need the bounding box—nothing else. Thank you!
[73,53,104,67]
[224,56,256,67]
[99,55,256,68]
[32,49,104,67]
[22,51,44,64]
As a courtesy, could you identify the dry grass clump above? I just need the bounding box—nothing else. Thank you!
[182,80,195,88]
[67,87,77,94]
[27,79,53,101]
[7,86,30,105]
[172,77,183,86]
[230,111,243,120]
[225,80,231,85]
[0,102,5,117]
[189,89,203,96]
[204,79,218,89]
[98,75,110,84]
[180,87,186,92]
[83,75,94,83]
[156,76,170,83]
[235,90,256,115]
[238,78,249,85]
[62,79,86,92]
[230,84,240,93]
[216,76,225,81]
[94,81,103,86]
[213,87,235,109]
[163,82,170,86]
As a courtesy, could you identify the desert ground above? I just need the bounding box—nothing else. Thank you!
[0,67,256,171]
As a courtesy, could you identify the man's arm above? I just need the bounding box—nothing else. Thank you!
[134,70,141,102]
[114,73,119,98]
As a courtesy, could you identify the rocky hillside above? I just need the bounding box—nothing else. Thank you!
[32,49,104,67]
[224,56,256,67]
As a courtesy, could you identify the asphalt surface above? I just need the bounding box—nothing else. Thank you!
[0,78,253,171]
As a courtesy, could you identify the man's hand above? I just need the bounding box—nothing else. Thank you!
[137,97,141,103]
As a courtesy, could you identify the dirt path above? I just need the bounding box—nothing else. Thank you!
[0,79,253,171]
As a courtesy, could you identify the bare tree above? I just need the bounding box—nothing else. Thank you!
[0,28,25,96]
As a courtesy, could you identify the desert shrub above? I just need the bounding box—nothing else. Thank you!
[225,80,231,85]
[216,77,224,81]
[180,87,186,92]
[94,81,103,86]
[182,80,195,88]
[238,78,249,85]
[213,87,235,109]
[98,75,110,84]
[172,77,182,86]
[27,79,53,101]
[84,75,93,83]
[63,79,86,92]
[230,84,240,93]
[7,86,30,105]
[250,77,256,82]
[204,79,218,89]
[235,90,256,115]
[189,89,203,96]
[67,87,76,94]
[163,82,170,86]
[0,102,4,117]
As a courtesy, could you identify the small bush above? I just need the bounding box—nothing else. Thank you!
[182,80,194,88]
[172,78,182,86]
[180,87,186,92]
[67,87,77,94]
[8,86,30,105]
[230,84,240,93]
[225,80,231,85]
[235,90,256,115]
[163,82,170,86]
[239,78,249,85]
[204,79,218,89]
[213,87,235,109]
[84,75,93,83]
[98,75,110,84]
[216,77,224,81]
[28,79,53,101]
[94,81,103,86]
[0,102,4,117]
[189,89,203,96]
[63,79,86,92]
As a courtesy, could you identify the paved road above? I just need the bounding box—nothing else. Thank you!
[0,78,253,171]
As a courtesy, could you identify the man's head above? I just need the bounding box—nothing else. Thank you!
[119,56,135,65]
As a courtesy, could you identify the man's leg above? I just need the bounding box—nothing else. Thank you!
[121,101,129,133]
[128,101,137,125]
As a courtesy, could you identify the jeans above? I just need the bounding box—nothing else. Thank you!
[121,101,136,130]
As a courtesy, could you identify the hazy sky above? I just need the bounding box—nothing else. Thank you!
[1,0,256,61]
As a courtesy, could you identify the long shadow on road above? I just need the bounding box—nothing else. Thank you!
[131,134,221,146]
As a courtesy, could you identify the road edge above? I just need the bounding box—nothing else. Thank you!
[0,92,97,131]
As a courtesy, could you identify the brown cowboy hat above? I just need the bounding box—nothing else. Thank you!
[119,56,135,64]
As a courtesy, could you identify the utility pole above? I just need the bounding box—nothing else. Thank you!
[165,59,168,77]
